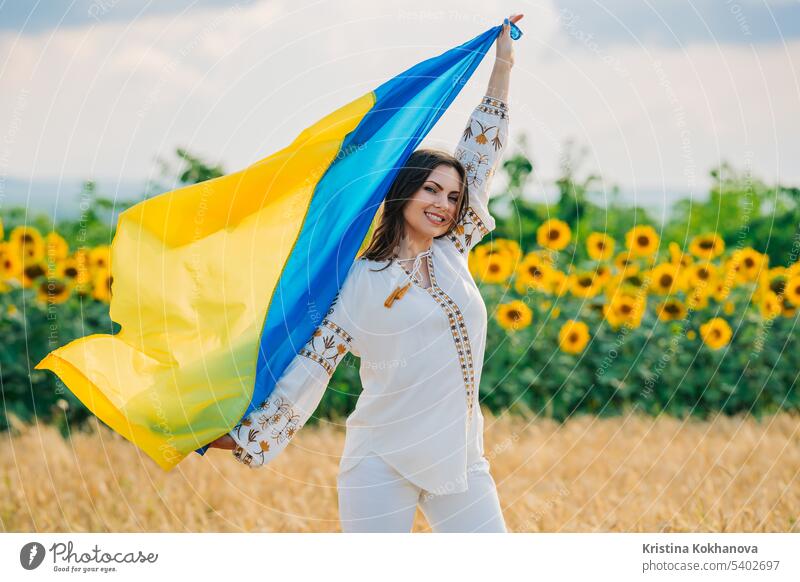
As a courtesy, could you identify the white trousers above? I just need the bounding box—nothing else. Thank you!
[337,453,507,533]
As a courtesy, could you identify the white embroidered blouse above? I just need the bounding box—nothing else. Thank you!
[229,94,509,495]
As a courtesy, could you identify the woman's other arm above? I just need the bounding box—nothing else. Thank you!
[209,263,363,468]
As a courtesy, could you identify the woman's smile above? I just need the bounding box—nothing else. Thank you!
[424,210,447,225]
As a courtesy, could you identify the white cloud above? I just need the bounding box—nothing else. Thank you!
[0,0,797,208]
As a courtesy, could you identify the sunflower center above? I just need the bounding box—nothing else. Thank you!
[24,264,45,279]
[637,235,650,246]
[508,309,521,321]
[42,280,67,295]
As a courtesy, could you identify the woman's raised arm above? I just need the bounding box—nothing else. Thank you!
[446,15,520,255]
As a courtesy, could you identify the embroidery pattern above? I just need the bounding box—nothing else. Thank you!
[299,318,352,376]
[231,395,302,467]
[446,207,491,255]
[477,95,509,119]
[397,252,477,419]
[231,292,356,467]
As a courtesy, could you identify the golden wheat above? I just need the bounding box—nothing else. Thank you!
[1,410,798,532]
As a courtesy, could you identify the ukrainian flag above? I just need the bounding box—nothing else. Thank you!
[35,24,505,470]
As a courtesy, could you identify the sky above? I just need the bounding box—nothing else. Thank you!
[0,0,798,215]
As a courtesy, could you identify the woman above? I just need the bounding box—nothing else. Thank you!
[209,14,522,533]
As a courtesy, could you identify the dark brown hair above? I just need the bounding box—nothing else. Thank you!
[359,148,469,272]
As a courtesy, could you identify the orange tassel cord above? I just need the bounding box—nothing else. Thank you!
[384,283,412,308]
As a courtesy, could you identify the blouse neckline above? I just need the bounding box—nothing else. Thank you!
[394,246,436,291]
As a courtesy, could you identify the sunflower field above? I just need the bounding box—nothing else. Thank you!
[466,222,800,421]
[1,152,799,435]
[0,212,118,432]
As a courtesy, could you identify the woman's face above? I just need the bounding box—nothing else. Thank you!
[402,164,463,239]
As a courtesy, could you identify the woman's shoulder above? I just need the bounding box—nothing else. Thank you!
[354,254,393,273]
[339,255,391,294]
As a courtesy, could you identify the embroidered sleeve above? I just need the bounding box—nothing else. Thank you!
[448,94,509,255]
[228,266,361,468]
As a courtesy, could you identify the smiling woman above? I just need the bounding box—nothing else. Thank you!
[212,15,519,534]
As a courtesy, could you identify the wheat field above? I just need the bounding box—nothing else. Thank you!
[2,410,798,532]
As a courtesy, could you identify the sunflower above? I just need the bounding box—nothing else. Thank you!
[54,257,91,285]
[515,254,551,292]
[91,270,113,303]
[625,225,660,257]
[44,232,69,262]
[784,275,800,306]
[587,232,615,261]
[495,300,533,331]
[537,219,572,251]
[474,252,515,284]
[613,251,640,275]
[558,319,590,354]
[723,300,735,315]
[731,248,767,282]
[603,292,645,329]
[648,263,683,295]
[683,261,717,291]
[709,279,731,302]
[759,291,782,320]
[657,298,687,322]
[470,239,520,280]
[36,278,71,305]
[689,233,725,260]
[89,245,112,272]
[699,317,732,350]
[20,261,47,289]
[9,225,45,263]
[668,241,693,268]
[0,251,22,281]
[781,296,797,318]
[569,270,603,298]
